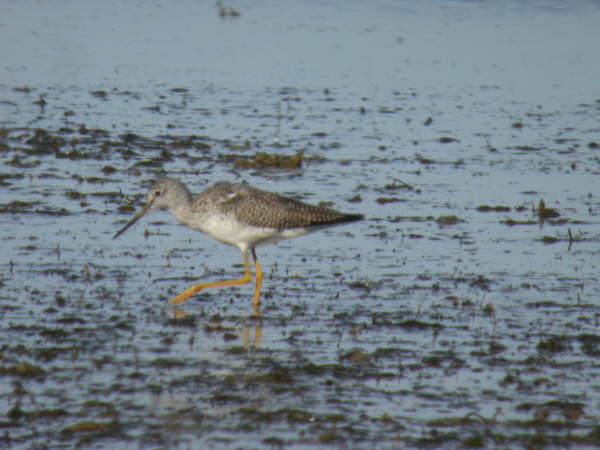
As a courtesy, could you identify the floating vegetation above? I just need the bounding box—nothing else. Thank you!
[0,200,41,213]
[540,235,560,244]
[101,165,117,175]
[476,205,511,212]
[61,420,119,434]
[514,145,543,151]
[376,197,405,205]
[502,219,538,226]
[89,90,108,100]
[383,178,416,192]
[65,190,86,201]
[117,204,136,214]
[217,1,241,17]
[436,215,462,226]
[25,129,66,153]
[438,136,459,143]
[537,199,560,219]
[537,336,570,353]
[233,151,303,169]
[0,361,46,378]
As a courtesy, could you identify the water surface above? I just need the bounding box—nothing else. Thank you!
[1,0,600,448]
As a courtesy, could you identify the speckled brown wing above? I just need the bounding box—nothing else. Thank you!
[215,184,363,230]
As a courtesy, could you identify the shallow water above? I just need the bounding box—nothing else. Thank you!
[1,0,600,448]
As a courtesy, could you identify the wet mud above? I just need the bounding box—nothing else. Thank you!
[2,0,600,448]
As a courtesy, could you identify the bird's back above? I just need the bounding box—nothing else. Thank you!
[194,182,363,231]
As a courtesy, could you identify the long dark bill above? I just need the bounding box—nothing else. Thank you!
[113,203,152,240]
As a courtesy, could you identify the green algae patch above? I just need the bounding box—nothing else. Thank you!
[537,336,571,353]
[117,204,136,214]
[32,408,69,419]
[234,151,303,169]
[0,200,41,213]
[376,197,406,205]
[25,129,67,153]
[537,199,560,219]
[61,420,118,434]
[476,205,511,212]
[254,365,294,384]
[540,235,561,244]
[101,165,118,175]
[65,190,86,201]
[0,361,46,378]
[502,219,538,226]
[436,215,463,226]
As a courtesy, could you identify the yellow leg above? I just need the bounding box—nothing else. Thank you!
[242,324,263,349]
[168,250,252,305]
[251,249,263,313]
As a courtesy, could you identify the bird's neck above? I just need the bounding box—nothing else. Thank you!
[167,184,195,225]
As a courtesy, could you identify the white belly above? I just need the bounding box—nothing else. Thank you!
[193,213,311,251]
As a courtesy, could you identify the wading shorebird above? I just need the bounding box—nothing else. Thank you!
[113,177,363,312]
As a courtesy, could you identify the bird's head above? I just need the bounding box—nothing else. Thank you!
[113,177,185,240]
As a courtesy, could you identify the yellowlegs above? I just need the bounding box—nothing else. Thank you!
[114,177,363,312]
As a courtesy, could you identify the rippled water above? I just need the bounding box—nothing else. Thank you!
[1,0,600,448]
